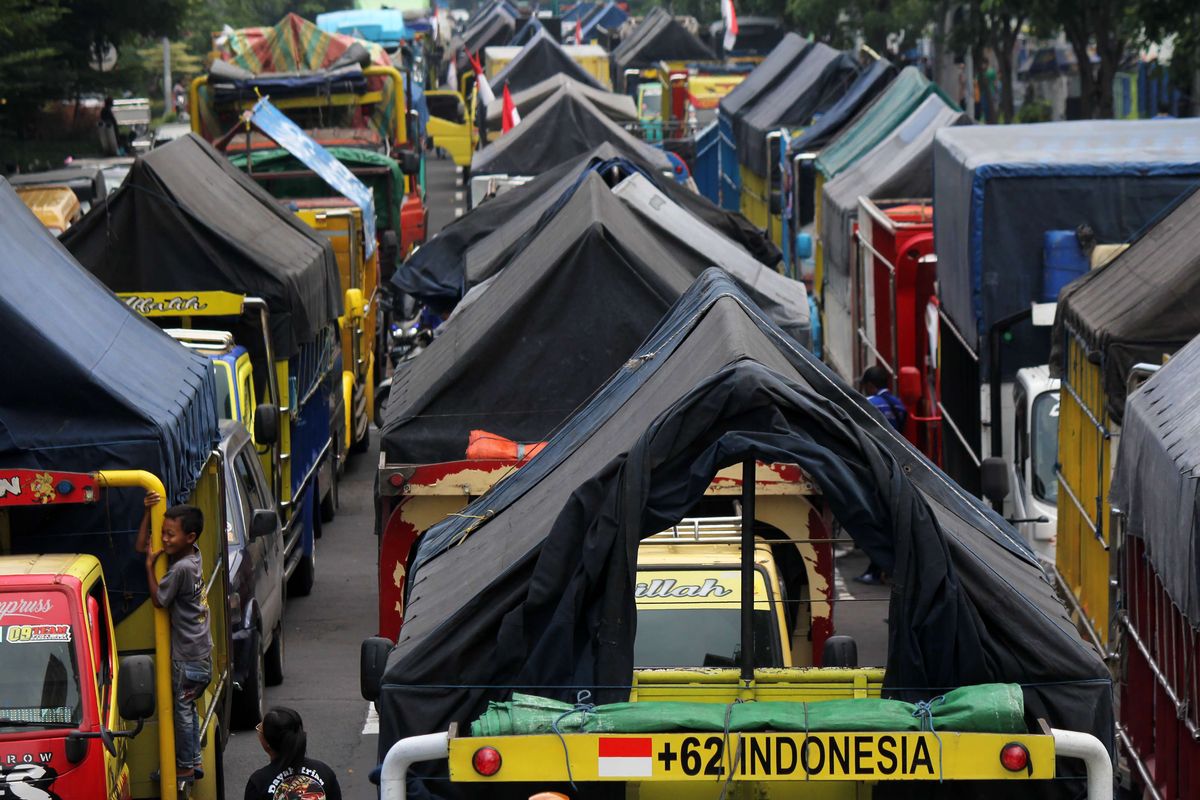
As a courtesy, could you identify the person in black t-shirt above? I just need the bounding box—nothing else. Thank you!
[244,707,341,800]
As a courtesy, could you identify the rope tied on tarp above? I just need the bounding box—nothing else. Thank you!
[910,694,946,781]
[551,690,595,790]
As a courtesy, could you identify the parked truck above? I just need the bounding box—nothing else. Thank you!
[364,271,1115,800]
[0,178,232,798]
[62,134,348,598]
[189,12,428,256]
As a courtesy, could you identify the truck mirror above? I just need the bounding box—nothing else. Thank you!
[361,636,394,702]
[250,508,278,540]
[980,456,1011,509]
[117,655,156,721]
[821,635,858,668]
[254,404,279,446]
[398,150,421,175]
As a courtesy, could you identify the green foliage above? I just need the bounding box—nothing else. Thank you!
[785,0,933,51]
[1015,97,1051,122]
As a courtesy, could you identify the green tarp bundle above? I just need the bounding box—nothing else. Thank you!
[471,684,1025,737]
[814,67,958,179]
[229,147,403,235]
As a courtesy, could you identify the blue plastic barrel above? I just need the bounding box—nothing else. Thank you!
[1041,230,1090,301]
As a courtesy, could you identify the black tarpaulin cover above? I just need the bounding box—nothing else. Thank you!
[736,43,861,175]
[788,59,898,154]
[610,8,714,90]
[470,85,672,177]
[379,270,1111,799]
[1049,187,1200,423]
[61,134,342,360]
[379,172,697,465]
[821,95,970,378]
[1110,333,1200,627]
[718,32,809,119]
[395,146,781,310]
[456,6,517,71]
[458,168,807,342]
[484,74,635,131]
[490,33,601,95]
[0,178,220,622]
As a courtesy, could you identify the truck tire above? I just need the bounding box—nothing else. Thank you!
[265,621,285,687]
[232,630,265,729]
[289,541,316,598]
[320,473,338,524]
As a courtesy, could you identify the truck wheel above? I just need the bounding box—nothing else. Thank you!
[264,621,285,686]
[289,542,316,598]
[320,474,338,524]
[232,630,265,729]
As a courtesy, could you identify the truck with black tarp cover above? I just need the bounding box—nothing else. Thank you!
[0,178,230,799]
[366,270,1116,800]
[375,164,808,643]
[62,133,344,600]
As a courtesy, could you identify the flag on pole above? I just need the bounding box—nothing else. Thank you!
[575,18,583,45]
[502,83,521,132]
[722,0,738,52]
[468,50,495,105]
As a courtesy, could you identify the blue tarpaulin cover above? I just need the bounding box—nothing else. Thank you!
[933,118,1200,360]
[249,97,378,255]
[788,59,897,154]
[0,178,219,502]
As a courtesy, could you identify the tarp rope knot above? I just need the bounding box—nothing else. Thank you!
[551,690,595,791]
[911,695,946,781]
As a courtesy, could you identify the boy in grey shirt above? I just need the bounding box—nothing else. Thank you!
[137,491,213,782]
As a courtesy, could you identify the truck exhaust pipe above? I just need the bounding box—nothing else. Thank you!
[380,731,451,800]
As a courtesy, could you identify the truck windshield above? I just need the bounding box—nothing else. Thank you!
[0,592,83,731]
[1032,391,1060,504]
[632,568,780,668]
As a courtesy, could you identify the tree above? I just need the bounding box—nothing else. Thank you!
[0,0,68,138]
[786,0,934,54]
[1028,0,1138,118]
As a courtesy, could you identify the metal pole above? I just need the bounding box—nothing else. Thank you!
[162,37,172,115]
[740,457,756,684]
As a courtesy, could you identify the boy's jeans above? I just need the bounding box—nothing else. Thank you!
[172,659,212,770]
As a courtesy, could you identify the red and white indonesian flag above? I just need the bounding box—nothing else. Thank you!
[575,18,583,45]
[597,737,653,777]
[468,51,496,105]
[722,0,738,52]
[501,83,521,132]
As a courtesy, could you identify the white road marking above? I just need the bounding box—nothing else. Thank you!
[834,569,857,601]
[362,702,379,735]
[454,191,463,202]
[454,208,464,218]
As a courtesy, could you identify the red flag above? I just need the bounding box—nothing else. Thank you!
[467,50,495,105]
[575,18,583,45]
[502,83,521,132]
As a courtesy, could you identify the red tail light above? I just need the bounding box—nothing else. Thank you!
[1000,742,1030,773]
[472,746,502,776]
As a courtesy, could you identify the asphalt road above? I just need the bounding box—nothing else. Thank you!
[221,434,382,798]
[223,156,465,798]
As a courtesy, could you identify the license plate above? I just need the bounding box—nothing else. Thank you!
[448,731,1055,782]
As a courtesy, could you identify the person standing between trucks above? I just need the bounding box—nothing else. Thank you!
[136,491,212,783]
[244,706,342,800]
[855,366,909,585]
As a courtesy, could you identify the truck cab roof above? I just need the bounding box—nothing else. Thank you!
[0,553,98,583]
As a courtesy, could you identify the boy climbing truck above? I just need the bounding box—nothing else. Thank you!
[0,469,232,800]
